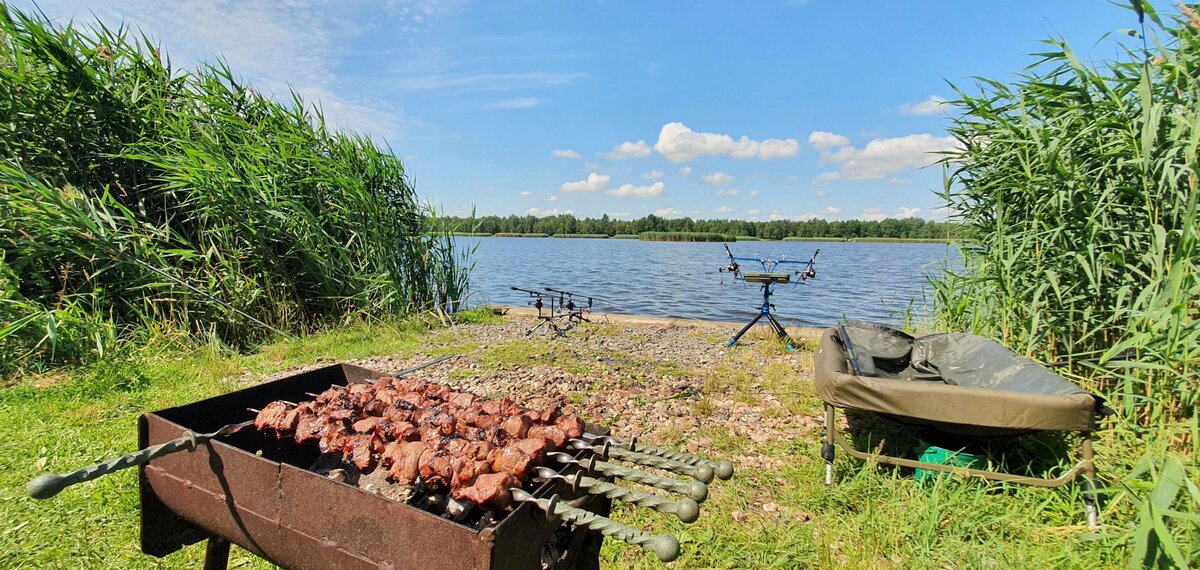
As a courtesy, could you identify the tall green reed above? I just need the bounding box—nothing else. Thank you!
[0,6,468,374]
[935,1,1198,426]
[933,3,1198,564]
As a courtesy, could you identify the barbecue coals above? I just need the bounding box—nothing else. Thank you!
[254,378,586,511]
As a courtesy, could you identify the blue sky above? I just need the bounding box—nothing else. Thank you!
[22,1,1153,221]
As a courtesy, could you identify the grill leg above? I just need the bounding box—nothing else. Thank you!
[822,404,836,486]
[203,537,230,570]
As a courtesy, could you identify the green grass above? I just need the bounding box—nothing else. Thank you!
[550,233,610,239]
[450,232,494,237]
[0,315,1166,569]
[782,236,842,242]
[639,231,735,242]
[735,235,763,241]
[612,234,640,239]
[493,232,550,238]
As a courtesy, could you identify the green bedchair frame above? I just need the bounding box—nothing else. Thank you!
[814,321,1105,527]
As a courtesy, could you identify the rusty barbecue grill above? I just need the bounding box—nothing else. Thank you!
[29,363,734,569]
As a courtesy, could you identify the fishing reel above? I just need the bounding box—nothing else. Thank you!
[794,249,820,283]
[511,286,552,317]
[546,287,596,323]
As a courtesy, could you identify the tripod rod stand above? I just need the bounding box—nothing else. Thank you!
[727,281,796,350]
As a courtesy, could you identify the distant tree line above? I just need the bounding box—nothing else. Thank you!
[444,213,957,240]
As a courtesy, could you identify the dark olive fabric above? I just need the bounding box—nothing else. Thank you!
[816,326,1097,433]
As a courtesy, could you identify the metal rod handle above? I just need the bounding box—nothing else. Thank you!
[547,453,708,503]
[27,420,251,500]
[511,489,680,563]
[569,440,714,483]
[533,467,701,523]
[29,432,197,499]
[581,433,734,480]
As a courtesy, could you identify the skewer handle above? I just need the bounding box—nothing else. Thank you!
[28,432,199,499]
[582,433,734,480]
[511,489,680,563]
[574,473,701,523]
[27,420,252,500]
[572,440,715,483]
[585,456,709,503]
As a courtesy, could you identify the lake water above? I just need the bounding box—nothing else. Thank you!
[459,237,961,328]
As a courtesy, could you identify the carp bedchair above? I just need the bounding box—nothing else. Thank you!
[813,321,1106,527]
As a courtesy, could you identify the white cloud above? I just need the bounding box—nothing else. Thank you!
[391,71,587,94]
[525,207,574,217]
[888,177,912,186]
[519,191,532,197]
[812,171,842,185]
[899,96,949,116]
[654,122,800,162]
[825,206,841,215]
[643,170,664,180]
[481,97,544,110]
[547,195,558,202]
[895,207,921,218]
[824,134,958,180]
[716,189,739,197]
[551,149,583,159]
[748,208,761,216]
[860,208,888,221]
[749,190,760,198]
[560,173,610,193]
[808,130,850,149]
[607,211,633,220]
[678,167,693,177]
[654,207,684,218]
[815,190,827,198]
[702,171,735,186]
[607,181,665,198]
[715,206,733,214]
[769,211,788,221]
[603,140,652,159]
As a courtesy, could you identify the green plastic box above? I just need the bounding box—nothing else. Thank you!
[914,444,987,481]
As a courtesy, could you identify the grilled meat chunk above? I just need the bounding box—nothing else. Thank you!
[254,401,309,436]
[555,414,585,439]
[454,472,519,510]
[490,446,534,479]
[501,414,532,439]
[253,377,594,509]
[528,425,568,450]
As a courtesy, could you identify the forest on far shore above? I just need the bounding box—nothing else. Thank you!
[444,213,956,240]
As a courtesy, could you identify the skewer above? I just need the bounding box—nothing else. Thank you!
[532,467,700,523]
[28,419,255,499]
[567,439,715,483]
[579,433,734,480]
[510,488,680,563]
[546,452,708,502]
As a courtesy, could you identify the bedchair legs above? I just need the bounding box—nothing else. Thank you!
[822,404,836,486]
[1081,433,1100,528]
[819,403,1101,528]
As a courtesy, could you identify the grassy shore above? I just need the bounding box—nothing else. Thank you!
[3,312,1141,569]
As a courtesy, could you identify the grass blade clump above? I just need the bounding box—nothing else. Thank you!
[0,6,468,374]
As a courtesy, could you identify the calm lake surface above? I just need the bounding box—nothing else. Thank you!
[460,237,961,328]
